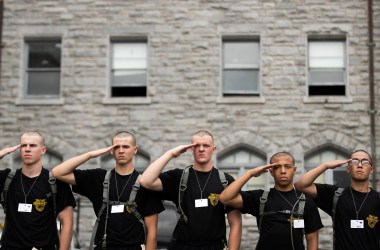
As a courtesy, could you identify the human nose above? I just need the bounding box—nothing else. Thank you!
[280,166,286,173]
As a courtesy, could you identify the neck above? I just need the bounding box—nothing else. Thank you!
[192,163,213,172]
[351,181,370,192]
[115,165,134,175]
[274,184,294,192]
[21,164,42,178]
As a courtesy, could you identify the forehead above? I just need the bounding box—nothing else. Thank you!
[272,155,293,164]
[192,135,213,144]
[351,151,370,160]
[20,134,43,145]
[113,136,134,145]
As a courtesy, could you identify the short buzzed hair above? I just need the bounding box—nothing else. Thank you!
[192,130,214,144]
[21,131,45,146]
[112,131,136,145]
[351,149,373,163]
[270,152,295,164]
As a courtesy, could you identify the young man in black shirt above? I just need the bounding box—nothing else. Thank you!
[52,131,164,250]
[295,149,380,250]
[219,152,323,250]
[140,130,242,250]
[0,131,76,249]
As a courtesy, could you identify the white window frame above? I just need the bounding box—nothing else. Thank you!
[23,39,62,99]
[222,38,261,96]
[110,40,148,98]
[308,39,347,96]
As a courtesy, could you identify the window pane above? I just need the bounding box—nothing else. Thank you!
[223,70,259,94]
[111,70,146,86]
[113,43,147,69]
[309,70,345,86]
[309,41,344,68]
[27,71,60,95]
[224,42,259,68]
[28,42,61,68]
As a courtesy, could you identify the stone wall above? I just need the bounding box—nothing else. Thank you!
[0,0,379,249]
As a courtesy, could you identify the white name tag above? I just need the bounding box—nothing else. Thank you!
[18,203,32,213]
[111,205,124,213]
[293,219,305,228]
[195,199,208,208]
[351,220,364,228]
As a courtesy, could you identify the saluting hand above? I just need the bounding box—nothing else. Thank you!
[0,144,21,159]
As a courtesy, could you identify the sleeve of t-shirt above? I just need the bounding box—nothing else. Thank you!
[0,169,12,193]
[159,168,182,203]
[72,169,105,201]
[314,183,338,216]
[241,189,263,216]
[56,180,77,213]
[138,187,165,217]
[303,195,324,234]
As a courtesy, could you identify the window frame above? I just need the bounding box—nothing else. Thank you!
[109,38,148,98]
[222,37,261,96]
[23,38,62,99]
[307,37,347,96]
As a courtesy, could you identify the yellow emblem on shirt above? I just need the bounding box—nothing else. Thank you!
[367,214,379,228]
[33,199,47,212]
[208,193,219,206]
[125,202,137,213]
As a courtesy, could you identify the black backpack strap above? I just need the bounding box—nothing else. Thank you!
[0,169,17,243]
[126,175,146,240]
[1,169,16,214]
[89,170,112,250]
[258,190,269,233]
[48,171,59,248]
[332,187,344,250]
[178,165,192,224]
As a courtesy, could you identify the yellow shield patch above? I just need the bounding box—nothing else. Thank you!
[125,202,138,214]
[208,193,219,206]
[33,199,47,212]
[367,214,379,228]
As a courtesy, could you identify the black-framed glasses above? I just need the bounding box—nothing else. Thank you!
[350,158,372,166]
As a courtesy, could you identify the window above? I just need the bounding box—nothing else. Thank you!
[111,41,147,97]
[222,39,260,96]
[217,146,266,190]
[308,40,346,96]
[25,40,61,97]
[14,151,62,170]
[304,147,350,187]
[101,151,150,172]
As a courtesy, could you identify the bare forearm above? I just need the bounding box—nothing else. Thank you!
[295,164,327,189]
[140,150,174,188]
[52,153,92,177]
[219,171,252,203]
[227,210,242,250]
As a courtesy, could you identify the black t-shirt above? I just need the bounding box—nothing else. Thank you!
[73,168,164,247]
[241,188,323,250]
[0,168,76,248]
[315,184,380,250]
[159,167,236,245]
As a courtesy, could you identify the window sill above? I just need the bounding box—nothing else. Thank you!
[15,98,65,105]
[217,96,265,104]
[102,97,152,105]
[303,96,352,104]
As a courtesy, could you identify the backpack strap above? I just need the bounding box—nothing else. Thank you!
[258,190,269,233]
[1,169,16,214]
[126,175,146,240]
[296,193,306,218]
[0,169,16,243]
[48,171,59,248]
[89,170,112,250]
[217,169,228,189]
[178,165,192,224]
[332,187,344,250]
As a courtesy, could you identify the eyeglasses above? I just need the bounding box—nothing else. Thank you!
[350,158,372,166]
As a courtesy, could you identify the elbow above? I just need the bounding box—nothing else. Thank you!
[219,192,228,204]
[139,176,151,189]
